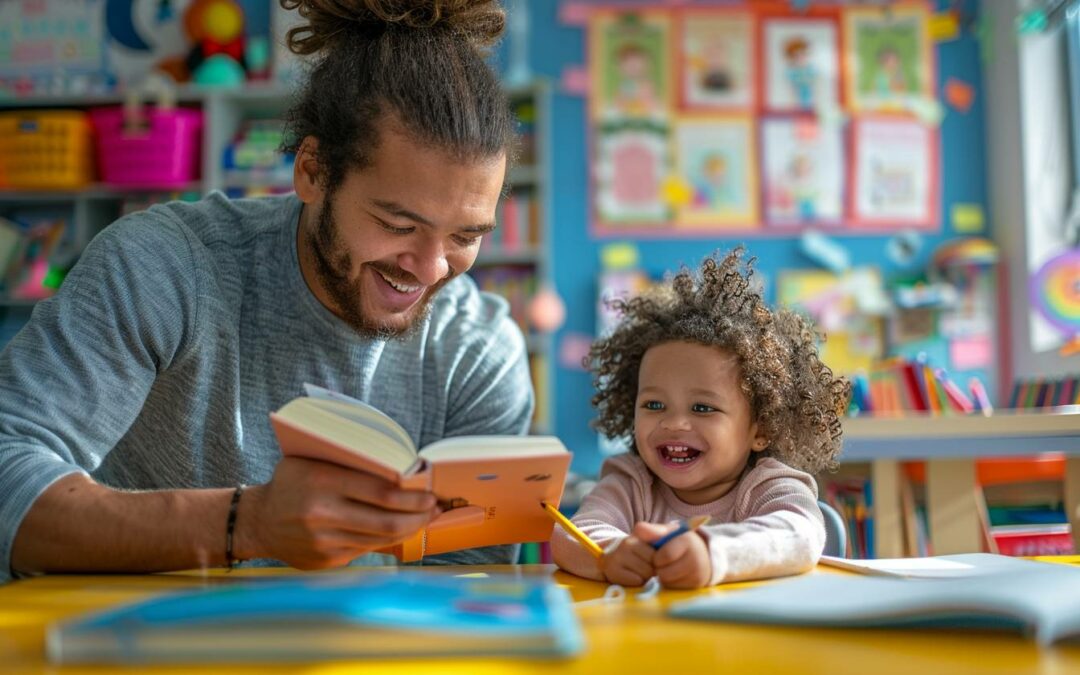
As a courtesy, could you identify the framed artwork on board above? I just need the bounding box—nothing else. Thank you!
[761,117,844,227]
[594,121,672,226]
[589,11,671,120]
[677,11,755,111]
[0,0,106,81]
[844,5,934,112]
[850,117,937,227]
[762,16,840,112]
[672,116,758,228]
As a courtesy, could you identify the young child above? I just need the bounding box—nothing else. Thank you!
[552,249,850,589]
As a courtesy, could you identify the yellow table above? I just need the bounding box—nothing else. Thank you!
[3,563,1080,675]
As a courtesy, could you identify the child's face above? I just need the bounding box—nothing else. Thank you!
[634,341,767,505]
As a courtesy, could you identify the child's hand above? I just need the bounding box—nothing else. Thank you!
[638,521,712,589]
[598,532,656,586]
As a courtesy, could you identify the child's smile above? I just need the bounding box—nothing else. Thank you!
[656,443,703,466]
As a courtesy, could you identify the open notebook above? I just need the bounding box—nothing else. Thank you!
[671,556,1080,645]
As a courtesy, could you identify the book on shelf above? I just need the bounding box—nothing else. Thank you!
[849,356,996,417]
[671,555,1080,645]
[47,571,584,664]
[991,523,1074,557]
[271,384,571,562]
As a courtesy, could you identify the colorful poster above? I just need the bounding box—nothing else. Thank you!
[763,17,840,112]
[678,12,754,110]
[594,121,671,225]
[1029,250,1080,337]
[583,2,941,237]
[777,268,886,375]
[851,118,936,227]
[673,116,758,228]
[761,117,844,226]
[845,5,934,112]
[0,0,106,80]
[590,11,671,120]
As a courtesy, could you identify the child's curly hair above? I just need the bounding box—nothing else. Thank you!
[587,248,851,475]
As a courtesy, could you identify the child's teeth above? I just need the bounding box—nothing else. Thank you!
[662,445,697,463]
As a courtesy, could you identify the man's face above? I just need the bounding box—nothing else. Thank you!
[295,123,506,338]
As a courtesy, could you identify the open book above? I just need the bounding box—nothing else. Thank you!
[819,553,1042,578]
[670,557,1080,645]
[270,385,571,562]
[47,572,584,664]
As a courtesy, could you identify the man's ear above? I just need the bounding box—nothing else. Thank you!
[293,136,324,204]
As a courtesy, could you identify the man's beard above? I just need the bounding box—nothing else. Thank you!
[306,197,447,339]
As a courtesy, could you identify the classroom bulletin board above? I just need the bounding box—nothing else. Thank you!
[587,1,940,237]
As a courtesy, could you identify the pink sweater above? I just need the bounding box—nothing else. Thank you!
[552,454,826,586]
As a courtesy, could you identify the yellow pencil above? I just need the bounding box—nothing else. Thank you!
[541,502,604,559]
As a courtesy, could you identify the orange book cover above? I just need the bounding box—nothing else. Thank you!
[270,386,572,562]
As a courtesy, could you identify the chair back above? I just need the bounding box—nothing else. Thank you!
[819,500,847,558]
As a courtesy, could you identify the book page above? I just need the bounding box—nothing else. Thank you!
[820,553,1040,578]
[418,435,567,462]
[302,385,415,453]
[275,398,417,473]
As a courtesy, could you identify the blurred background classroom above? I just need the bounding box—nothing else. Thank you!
[0,0,1077,562]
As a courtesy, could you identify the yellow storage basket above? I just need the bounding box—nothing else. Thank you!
[0,110,94,190]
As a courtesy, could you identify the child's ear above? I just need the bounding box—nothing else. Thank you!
[751,435,769,453]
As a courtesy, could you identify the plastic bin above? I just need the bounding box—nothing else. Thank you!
[90,106,202,188]
[0,111,94,189]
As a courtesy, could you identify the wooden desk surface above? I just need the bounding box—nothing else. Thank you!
[3,563,1080,675]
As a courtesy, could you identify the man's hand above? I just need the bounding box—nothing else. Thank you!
[237,456,440,569]
[648,522,712,589]
[598,524,658,586]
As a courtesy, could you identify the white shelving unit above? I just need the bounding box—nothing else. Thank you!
[0,81,556,435]
[0,85,295,309]
[469,81,554,435]
[842,408,1080,558]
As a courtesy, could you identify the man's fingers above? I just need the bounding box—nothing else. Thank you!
[327,499,439,539]
[314,462,436,512]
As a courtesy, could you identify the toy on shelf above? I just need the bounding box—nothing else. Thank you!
[158,0,247,85]
[221,119,295,197]
[1,210,70,301]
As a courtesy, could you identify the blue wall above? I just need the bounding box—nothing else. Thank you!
[521,0,988,477]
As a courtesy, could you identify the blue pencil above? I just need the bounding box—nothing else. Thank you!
[651,515,711,550]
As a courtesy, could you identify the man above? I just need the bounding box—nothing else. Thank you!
[1,0,529,582]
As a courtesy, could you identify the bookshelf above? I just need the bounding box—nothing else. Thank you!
[0,81,556,435]
[469,81,554,436]
[840,408,1080,558]
[0,85,288,309]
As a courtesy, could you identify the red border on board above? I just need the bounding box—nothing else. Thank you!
[582,0,942,240]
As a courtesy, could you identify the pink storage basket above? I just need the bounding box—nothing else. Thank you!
[90,106,202,188]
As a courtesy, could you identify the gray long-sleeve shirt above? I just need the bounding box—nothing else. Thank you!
[0,192,533,582]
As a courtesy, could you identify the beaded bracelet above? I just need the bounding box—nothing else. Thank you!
[225,485,245,571]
